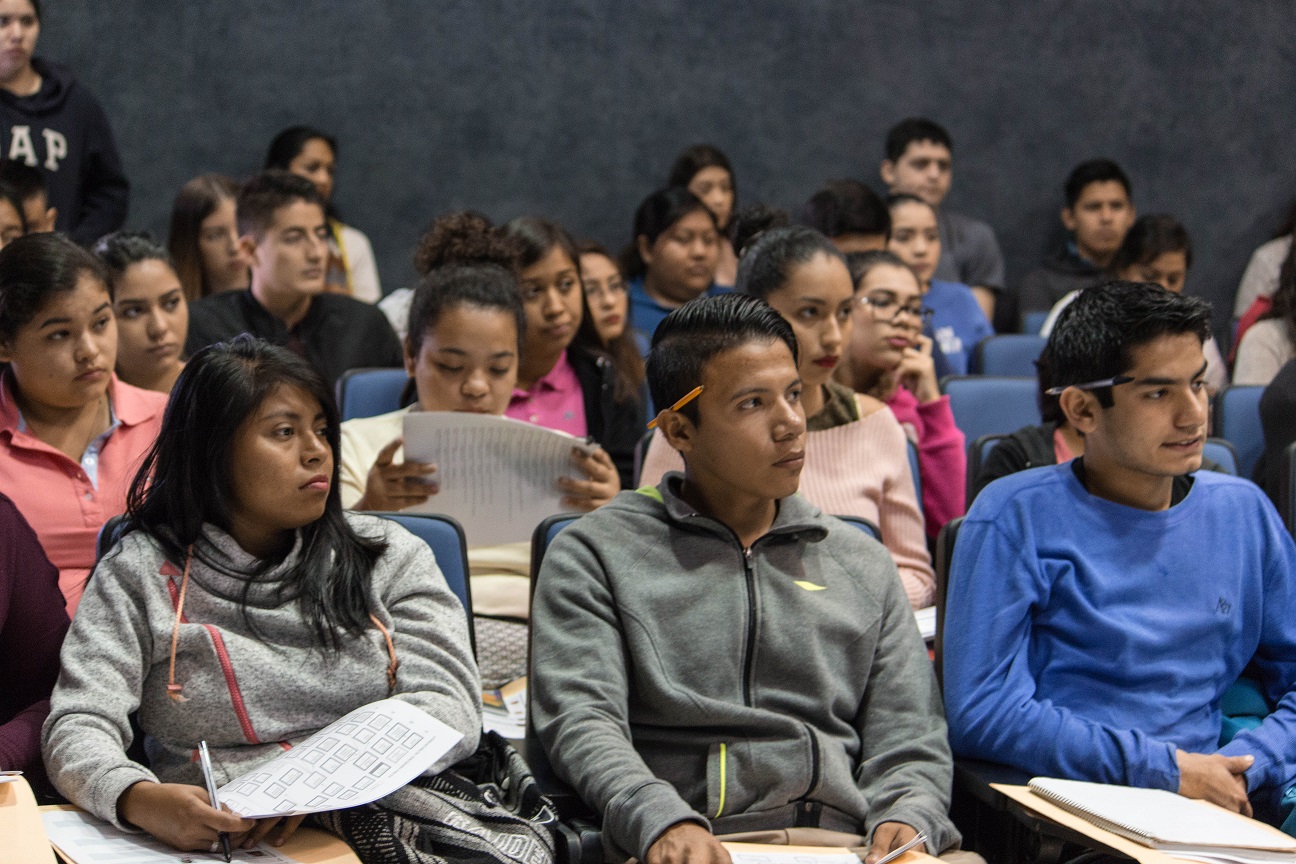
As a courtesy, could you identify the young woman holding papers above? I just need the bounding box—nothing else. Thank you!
[42,338,481,855]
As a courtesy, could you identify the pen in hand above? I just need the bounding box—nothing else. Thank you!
[198,741,232,863]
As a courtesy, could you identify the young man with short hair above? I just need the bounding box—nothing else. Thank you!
[801,178,890,253]
[1018,159,1136,317]
[0,158,54,231]
[185,171,401,388]
[880,118,1003,323]
[532,294,965,864]
[944,282,1296,825]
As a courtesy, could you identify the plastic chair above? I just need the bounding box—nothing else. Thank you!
[965,434,1008,507]
[633,430,656,487]
[941,376,1039,446]
[1284,441,1296,536]
[1215,385,1265,479]
[1021,311,1049,336]
[336,367,409,422]
[370,512,475,652]
[970,335,1046,377]
[906,439,922,509]
[1202,438,1238,476]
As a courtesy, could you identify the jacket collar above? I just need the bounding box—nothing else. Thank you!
[646,471,829,546]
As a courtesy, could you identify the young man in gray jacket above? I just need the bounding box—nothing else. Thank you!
[531,294,963,864]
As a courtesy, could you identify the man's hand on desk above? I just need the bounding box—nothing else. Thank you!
[647,821,732,864]
[866,821,925,864]
[1177,749,1253,817]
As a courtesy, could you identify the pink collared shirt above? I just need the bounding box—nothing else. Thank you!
[0,373,167,615]
[505,351,588,437]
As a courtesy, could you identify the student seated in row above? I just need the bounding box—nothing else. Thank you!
[1040,214,1226,392]
[94,231,188,394]
[801,178,890,254]
[43,338,481,855]
[185,170,402,390]
[339,213,619,687]
[944,282,1296,825]
[532,293,964,864]
[166,174,250,301]
[575,238,646,410]
[886,193,993,376]
[668,144,739,288]
[1234,237,1296,386]
[1233,201,1294,335]
[640,217,935,608]
[838,252,965,538]
[1018,158,1136,318]
[0,177,26,248]
[880,118,1004,324]
[0,158,56,233]
[0,233,166,613]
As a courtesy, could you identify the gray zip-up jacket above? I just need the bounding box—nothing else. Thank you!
[531,475,957,862]
[42,515,481,828]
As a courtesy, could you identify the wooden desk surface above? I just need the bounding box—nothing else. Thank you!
[0,778,57,864]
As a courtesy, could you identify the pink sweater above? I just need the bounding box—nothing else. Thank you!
[886,388,965,537]
[639,406,935,608]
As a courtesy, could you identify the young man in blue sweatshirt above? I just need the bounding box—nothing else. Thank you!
[943,281,1296,825]
[532,294,966,864]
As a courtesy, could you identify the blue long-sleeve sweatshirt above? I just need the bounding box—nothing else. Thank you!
[942,463,1296,810]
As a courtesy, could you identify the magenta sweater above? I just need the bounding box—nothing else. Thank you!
[0,492,69,777]
[886,389,966,538]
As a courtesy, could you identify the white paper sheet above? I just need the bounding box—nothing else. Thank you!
[401,412,598,546]
[722,844,861,864]
[40,808,294,863]
[218,699,463,819]
[913,605,936,641]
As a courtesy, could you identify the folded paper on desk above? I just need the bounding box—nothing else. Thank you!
[219,698,463,819]
[402,412,599,546]
[1028,777,1296,864]
[721,843,861,864]
[41,808,296,863]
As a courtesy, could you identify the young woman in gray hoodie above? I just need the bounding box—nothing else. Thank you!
[42,337,481,854]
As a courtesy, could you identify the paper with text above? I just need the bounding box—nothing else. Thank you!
[402,412,598,545]
[218,699,463,819]
[721,843,861,864]
[40,808,294,863]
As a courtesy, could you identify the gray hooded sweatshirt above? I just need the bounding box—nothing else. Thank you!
[531,475,958,862]
[42,514,481,828]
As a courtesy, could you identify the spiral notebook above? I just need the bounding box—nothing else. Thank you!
[1027,777,1296,864]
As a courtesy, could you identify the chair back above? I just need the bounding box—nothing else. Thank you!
[337,368,409,421]
[933,516,964,691]
[966,434,1008,507]
[1215,385,1265,479]
[1020,311,1049,336]
[372,512,475,652]
[1284,441,1296,536]
[96,514,127,562]
[633,430,656,487]
[1202,437,1239,476]
[906,439,922,509]
[942,376,1039,445]
[971,334,1047,376]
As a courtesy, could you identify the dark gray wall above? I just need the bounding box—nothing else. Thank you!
[45,1,1296,344]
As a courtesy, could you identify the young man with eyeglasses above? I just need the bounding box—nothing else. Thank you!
[944,281,1296,828]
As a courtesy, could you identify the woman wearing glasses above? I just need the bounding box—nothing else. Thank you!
[640,221,936,608]
[839,250,966,539]
[574,238,646,401]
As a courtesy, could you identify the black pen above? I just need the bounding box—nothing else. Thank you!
[198,741,232,863]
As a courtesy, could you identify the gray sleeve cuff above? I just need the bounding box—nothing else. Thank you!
[605,777,710,862]
[867,806,959,856]
[91,763,161,831]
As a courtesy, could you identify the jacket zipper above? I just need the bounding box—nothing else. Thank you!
[741,545,756,706]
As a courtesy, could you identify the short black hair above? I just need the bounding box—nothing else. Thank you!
[501,215,579,273]
[0,160,46,203]
[647,293,797,426]
[264,125,337,172]
[92,231,175,299]
[1109,213,1192,273]
[845,249,916,290]
[236,170,325,240]
[0,233,106,343]
[407,264,524,357]
[620,186,716,279]
[885,118,952,163]
[667,144,735,200]
[800,179,890,240]
[735,225,845,302]
[1064,158,1132,210]
[1044,280,1211,408]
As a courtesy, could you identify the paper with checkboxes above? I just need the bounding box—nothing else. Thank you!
[218,698,464,818]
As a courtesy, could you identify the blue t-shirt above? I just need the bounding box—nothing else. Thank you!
[943,463,1296,809]
[628,277,731,356]
[925,279,994,375]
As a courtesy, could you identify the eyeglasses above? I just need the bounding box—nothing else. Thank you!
[858,294,935,325]
[1044,376,1133,396]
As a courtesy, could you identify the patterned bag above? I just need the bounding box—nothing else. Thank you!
[314,731,558,864]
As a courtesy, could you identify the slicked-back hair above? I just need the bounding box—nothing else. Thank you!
[735,225,846,302]
[801,179,890,241]
[885,117,952,162]
[125,336,387,650]
[407,263,524,357]
[0,233,107,343]
[236,170,325,240]
[1044,280,1212,409]
[647,294,798,427]
[620,186,717,279]
[1109,213,1193,274]
[93,230,175,299]
[1064,158,1132,210]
